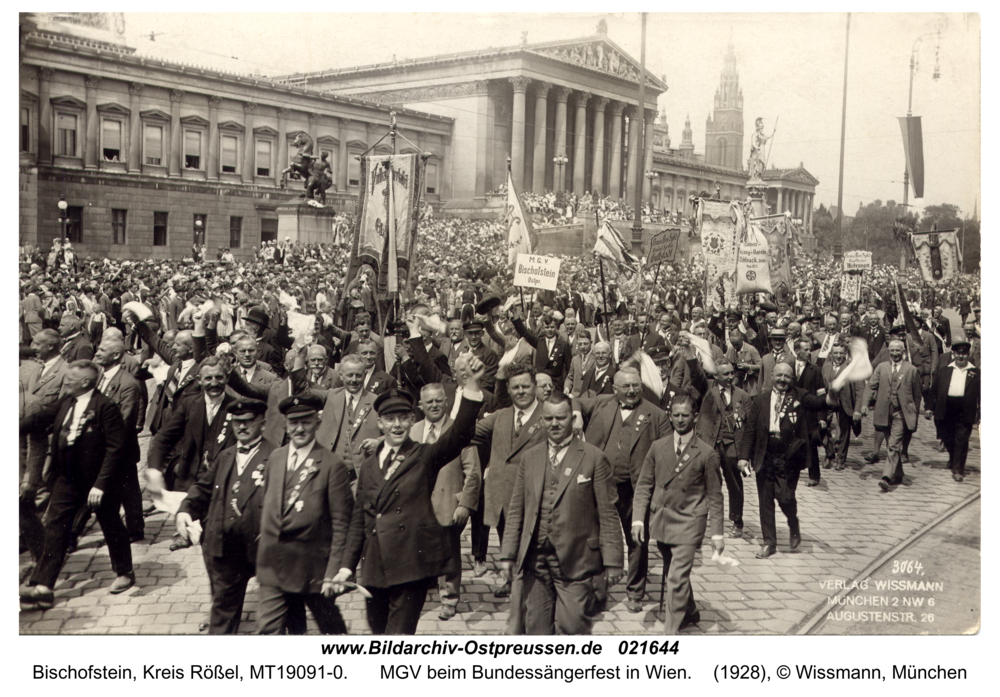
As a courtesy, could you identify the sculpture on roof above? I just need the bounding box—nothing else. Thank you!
[747,117,771,181]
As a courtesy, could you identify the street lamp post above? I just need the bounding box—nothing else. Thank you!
[644,170,656,209]
[552,155,568,193]
[57,196,68,242]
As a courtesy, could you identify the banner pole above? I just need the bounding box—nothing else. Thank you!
[599,257,611,342]
[518,287,526,313]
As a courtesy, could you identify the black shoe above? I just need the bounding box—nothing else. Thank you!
[727,523,744,539]
[878,477,891,491]
[625,598,643,613]
[953,473,964,482]
[755,545,777,559]
[864,453,880,464]
[169,537,193,551]
[128,530,145,543]
[806,478,819,487]
[679,610,701,629]
[493,583,510,598]
[438,605,457,620]
[790,533,801,551]
[109,572,135,594]
[19,586,54,611]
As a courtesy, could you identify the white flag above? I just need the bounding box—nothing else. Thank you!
[504,170,533,266]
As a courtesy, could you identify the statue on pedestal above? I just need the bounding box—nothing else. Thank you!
[281,132,332,206]
[747,117,771,181]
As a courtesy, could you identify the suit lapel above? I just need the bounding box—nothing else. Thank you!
[376,440,417,503]
[551,438,585,505]
[283,444,322,515]
[33,359,64,393]
[236,445,270,510]
[350,392,374,437]
[510,407,542,458]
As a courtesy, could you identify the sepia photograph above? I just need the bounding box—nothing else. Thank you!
[16,10,981,642]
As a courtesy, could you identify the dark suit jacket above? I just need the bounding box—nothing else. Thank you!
[344,395,480,588]
[633,435,724,544]
[687,358,750,447]
[61,333,94,362]
[101,366,143,465]
[927,365,980,424]
[22,390,125,492]
[410,418,481,526]
[578,364,616,397]
[474,402,547,527]
[737,387,831,473]
[148,392,237,489]
[512,318,573,391]
[257,442,353,594]
[578,395,670,487]
[625,331,666,358]
[821,360,865,415]
[179,439,277,561]
[138,320,201,433]
[500,437,623,581]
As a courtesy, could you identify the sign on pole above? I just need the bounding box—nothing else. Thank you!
[514,253,561,291]
[646,228,683,265]
[843,250,873,272]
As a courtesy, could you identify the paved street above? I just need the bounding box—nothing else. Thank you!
[19,412,980,636]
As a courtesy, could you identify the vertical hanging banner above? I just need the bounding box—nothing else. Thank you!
[504,168,535,266]
[840,273,862,303]
[735,218,773,295]
[752,214,794,299]
[697,199,739,311]
[911,229,962,282]
[353,153,426,295]
[898,116,925,199]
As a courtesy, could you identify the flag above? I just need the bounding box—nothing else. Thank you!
[353,153,425,295]
[698,199,739,311]
[898,116,924,199]
[911,229,962,282]
[504,169,534,266]
[593,219,640,272]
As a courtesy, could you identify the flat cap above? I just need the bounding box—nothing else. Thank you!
[227,398,267,417]
[373,389,415,416]
[278,392,324,418]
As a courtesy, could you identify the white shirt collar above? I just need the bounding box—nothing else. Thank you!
[74,389,95,411]
[179,357,196,371]
[42,355,61,373]
[101,364,122,384]
[288,440,315,470]
[948,361,971,372]
[515,399,538,423]
[673,430,692,452]
[424,418,445,441]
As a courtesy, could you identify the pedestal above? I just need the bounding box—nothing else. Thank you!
[276,203,339,244]
[746,177,769,218]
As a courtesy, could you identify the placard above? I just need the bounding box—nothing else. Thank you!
[646,228,683,265]
[513,253,561,291]
[843,250,873,272]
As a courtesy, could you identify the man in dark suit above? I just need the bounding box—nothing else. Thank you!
[256,393,353,634]
[633,393,724,633]
[231,334,278,391]
[574,367,669,613]
[59,314,94,362]
[820,342,865,471]
[686,352,751,539]
[578,341,616,397]
[511,307,573,392]
[93,336,145,541]
[242,307,292,378]
[500,391,623,635]
[359,338,397,395]
[176,399,276,634]
[791,339,826,487]
[409,384,481,621]
[925,341,979,482]
[737,362,838,559]
[334,358,486,635]
[19,361,134,610]
[124,308,200,435]
[472,361,547,598]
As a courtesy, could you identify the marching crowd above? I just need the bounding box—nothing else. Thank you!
[18,212,981,635]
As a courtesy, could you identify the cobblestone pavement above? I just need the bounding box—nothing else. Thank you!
[19,411,980,636]
[812,496,980,636]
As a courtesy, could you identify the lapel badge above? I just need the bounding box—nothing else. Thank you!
[293,397,300,406]
[682,453,689,462]
[563,466,572,477]
[294,500,304,512]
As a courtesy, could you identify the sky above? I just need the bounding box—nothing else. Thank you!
[117,12,979,218]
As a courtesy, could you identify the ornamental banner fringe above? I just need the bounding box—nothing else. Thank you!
[911,230,962,282]
[697,199,739,311]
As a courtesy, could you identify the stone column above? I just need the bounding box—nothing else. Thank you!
[84,75,100,170]
[552,86,571,191]
[509,77,529,190]
[608,101,624,199]
[338,118,350,190]
[808,193,815,234]
[531,82,551,193]
[776,188,784,214]
[572,92,589,194]
[128,83,143,174]
[168,89,183,177]
[642,109,655,202]
[207,96,221,181]
[625,106,639,202]
[275,107,289,187]
[242,102,256,184]
[37,68,53,164]
[308,112,320,145]
[590,96,607,196]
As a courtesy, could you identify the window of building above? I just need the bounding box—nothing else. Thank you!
[57,112,78,157]
[193,213,206,245]
[102,120,123,162]
[425,161,439,195]
[348,146,364,186]
[153,211,168,246]
[145,125,163,165]
[111,208,127,244]
[255,139,271,177]
[184,130,202,169]
[221,135,239,174]
[260,217,278,243]
[21,107,30,152]
[66,206,83,243]
[229,216,242,249]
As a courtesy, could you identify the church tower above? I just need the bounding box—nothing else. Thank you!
[679,114,695,159]
[705,41,743,170]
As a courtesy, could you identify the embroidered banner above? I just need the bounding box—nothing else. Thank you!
[752,213,793,298]
[698,199,738,311]
[911,229,962,282]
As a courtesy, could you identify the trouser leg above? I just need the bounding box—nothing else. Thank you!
[834,409,852,464]
[256,584,291,635]
[383,578,433,635]
[470,488,489,561]
[718,443,743,523]
[883,410,905,481]
[755,471,777,548]
[657,542,698,635]
[438,522,465,607]
[120,460,144,536]
[30,477,80,588]
[93,487,133,577]
[775,469,800,536]
[615,480,648,601]
[522,547,557,635]
[203,549,254,635]
[952,422,972,475]
[304,593,347,635]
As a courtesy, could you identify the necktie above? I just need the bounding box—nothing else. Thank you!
[676,439,683,460]
[98,374,110,394]
[773,394,783,428]
[722,390,730,407]
[62,401,77,446]
[892,363,899,379]
[289,450,299,472]
[383,448,396,471]
[796,362,802,379]
[347,395,355,419]
[514,411,524,438]
[427,423,438,444]
[237,442,258,454]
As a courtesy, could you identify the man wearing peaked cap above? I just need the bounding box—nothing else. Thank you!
[255,389,353,634]
[176,397,275,634]
[336,357,488,634]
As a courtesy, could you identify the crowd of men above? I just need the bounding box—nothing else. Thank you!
[18,209,981,635]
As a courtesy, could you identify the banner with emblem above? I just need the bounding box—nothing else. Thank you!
[697,199,739,311]
[841,272,862,303]
[911,229,962,282]
[353,153,426,295]
[752,213,794,298]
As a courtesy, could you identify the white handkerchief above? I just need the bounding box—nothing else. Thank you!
[711,549,740,570]
[576,475,592,484]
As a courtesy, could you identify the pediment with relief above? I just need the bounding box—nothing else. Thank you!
[528,38,667,90]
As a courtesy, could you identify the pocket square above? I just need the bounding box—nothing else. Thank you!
[576,474,592,484]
